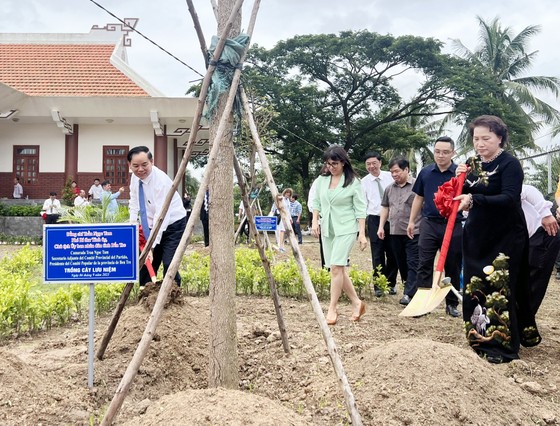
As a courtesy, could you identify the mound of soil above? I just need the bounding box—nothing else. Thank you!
[0,240,559,425]
[122,388,311,425]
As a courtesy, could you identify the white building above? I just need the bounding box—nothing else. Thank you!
[0,19,208,200]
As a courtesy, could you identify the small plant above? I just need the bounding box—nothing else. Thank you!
[57,201,129,224]
[349,266,373,298]
[371,265,390,297]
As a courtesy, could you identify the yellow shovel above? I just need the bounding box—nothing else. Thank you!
[399,171,466,317]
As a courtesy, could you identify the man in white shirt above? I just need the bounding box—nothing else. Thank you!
[13,177,23,199]
[88,178,103,203]
[42,192,62,224]
[361,152,398,296]
[74,189,89,208]
[128,146,186,286]
[521,184,560,317]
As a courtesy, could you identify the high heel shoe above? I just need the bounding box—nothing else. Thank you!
[326,312,338,325]
[351,302,366,322]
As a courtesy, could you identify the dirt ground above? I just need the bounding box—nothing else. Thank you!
[1,238,560,425]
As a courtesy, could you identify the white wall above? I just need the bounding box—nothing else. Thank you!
[78,124,153,172]
[0,124,65,172]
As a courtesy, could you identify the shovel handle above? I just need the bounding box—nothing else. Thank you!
[145,258,157,283]
[139,226,157,283]
[435,171,467,273]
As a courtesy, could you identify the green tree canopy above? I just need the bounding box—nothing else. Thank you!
[451,16,560,155]
[244,30,504,193]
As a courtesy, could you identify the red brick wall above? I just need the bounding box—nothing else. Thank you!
[1,172,132,200]
[1,172,64,199]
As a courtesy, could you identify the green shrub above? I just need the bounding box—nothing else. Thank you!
[180,251,210,295]
[349,266,373,298]
[94,284,125,315]
[0,245,129,338]
[0,234,43,245]
[0,204,43,217]
[0,244,377,339]
[235,247,268,294]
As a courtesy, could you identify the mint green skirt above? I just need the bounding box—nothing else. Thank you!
[322,232,356,268]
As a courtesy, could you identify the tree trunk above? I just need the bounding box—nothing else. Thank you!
[208,0,241,389]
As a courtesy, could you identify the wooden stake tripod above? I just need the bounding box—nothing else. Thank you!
[99,2,363,424]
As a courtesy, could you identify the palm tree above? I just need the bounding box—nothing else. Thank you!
[451,16,560,154]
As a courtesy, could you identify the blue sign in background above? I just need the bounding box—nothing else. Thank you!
[43,223,139,283]
[255,215,277,231]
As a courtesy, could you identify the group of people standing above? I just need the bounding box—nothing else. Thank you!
[269,188,303,251]
[310,115,560,365]
[41,178,125,224]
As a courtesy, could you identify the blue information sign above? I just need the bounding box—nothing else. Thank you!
[255,215,277,231]
[43,223,139,283]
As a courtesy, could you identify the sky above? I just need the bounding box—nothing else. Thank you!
[3,0,560,151]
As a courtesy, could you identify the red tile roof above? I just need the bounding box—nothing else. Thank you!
[0,44,149,97]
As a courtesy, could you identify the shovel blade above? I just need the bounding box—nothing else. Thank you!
[399,272,453,317]
[399,287,434,317]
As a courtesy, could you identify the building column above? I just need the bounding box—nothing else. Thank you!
[64,124,79,181]
[154,125,167,172]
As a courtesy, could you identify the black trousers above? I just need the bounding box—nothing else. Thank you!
[416,218,462,307]
[201,217,209,247]
[45,214,60,224]
[526,228,560,316]
[240,217,250,243]
[390,234,419,297]
[291,216,302,243]
[367,215,398,286]
[140,216,186,286]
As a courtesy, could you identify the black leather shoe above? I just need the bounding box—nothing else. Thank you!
[399,295,410,305]
[445,305,460,318]
[486,355,504,364]
[374,288,383,297]
[389,287,397,295]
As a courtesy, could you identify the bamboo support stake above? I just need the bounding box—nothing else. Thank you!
[234,196,258,242]
[139,0,248,267]
[186,0,209,68]
[240,88,363,425]
[95,282,134,360]
[100,3,259,424]
[233,155,290,354]
[95,0,246,362]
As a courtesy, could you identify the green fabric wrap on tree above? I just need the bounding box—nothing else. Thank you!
[204,34,250,120]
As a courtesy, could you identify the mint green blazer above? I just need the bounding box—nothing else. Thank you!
[312,174,367,238]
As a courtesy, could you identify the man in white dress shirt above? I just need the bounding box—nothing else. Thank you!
[87,178,103,203]
[74,189,89,208]
[361,152,398,296]
[128,146,186,286]
[521,184,560,317]
[42,191,61,224]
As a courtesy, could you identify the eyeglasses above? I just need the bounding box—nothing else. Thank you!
[326,161,341,168]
